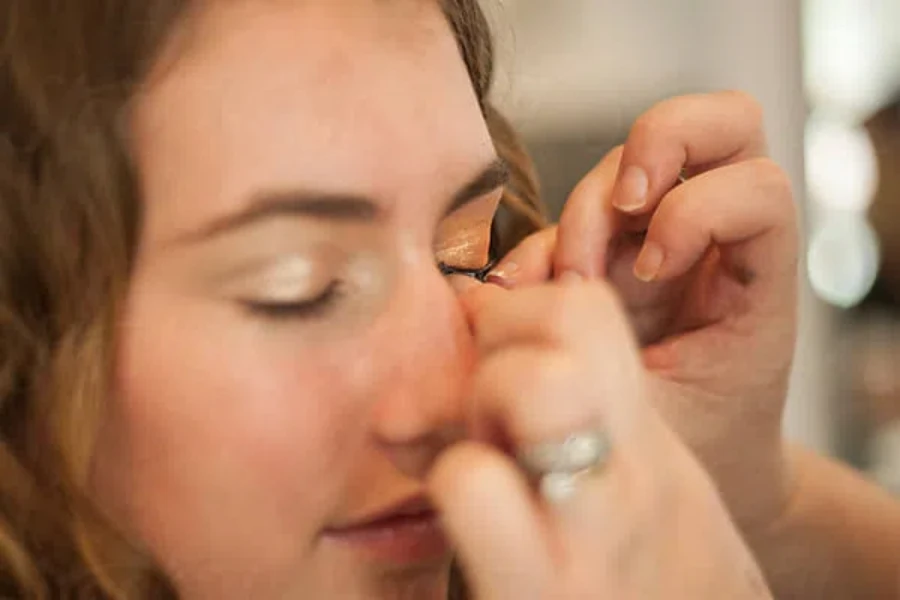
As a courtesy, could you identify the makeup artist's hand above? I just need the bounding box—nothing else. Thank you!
[487,91,799,538]
[429,279,771,599]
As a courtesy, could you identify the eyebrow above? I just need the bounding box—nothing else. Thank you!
[181,157,509,244]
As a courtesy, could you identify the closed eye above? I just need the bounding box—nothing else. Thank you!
[242,280,343,320]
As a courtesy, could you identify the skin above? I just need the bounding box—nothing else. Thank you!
[84,0,876,596]
[480,92,900,598]
[90,1,501,598]
[462,91,797,596]
[432,277,772,599]
[489,92,798,533]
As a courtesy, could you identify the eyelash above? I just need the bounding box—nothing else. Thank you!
[438,257,498,282]
[244,235,498,320]
[436,220,500,282]
[243,280,343,320]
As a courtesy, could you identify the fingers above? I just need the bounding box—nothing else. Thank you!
[459,279,657,560]
[471,347,625,448]
[461,281,647,453]
[611,91,768,215]
[441,279,768,598]
[632,158,798,297]
[467,334,663,547]
[428,441,551,600]
[486,226,558,288]
[458,279,691,579]
[553,146,624,279]
[463,279,628,356]
[551,92,772,283]
[434,92,789,598]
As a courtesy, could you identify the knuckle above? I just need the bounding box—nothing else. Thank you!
[636,94,699,135]
[630,110,668,142]
[746,157,797,219]
[660,182,704,223]
[750,157,791,195]
[724,89,764,121]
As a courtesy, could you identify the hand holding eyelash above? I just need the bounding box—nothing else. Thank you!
[485,91,799,561]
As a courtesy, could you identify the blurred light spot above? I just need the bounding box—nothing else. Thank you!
[805,120,879,212]
[808,216,880,308]
[803,0,891,118]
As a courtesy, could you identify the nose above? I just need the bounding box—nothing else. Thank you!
[368,269,475,479]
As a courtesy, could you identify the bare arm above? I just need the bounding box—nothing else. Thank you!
[749,445,900,599]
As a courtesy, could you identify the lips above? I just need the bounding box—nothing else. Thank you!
[324,495,451,566]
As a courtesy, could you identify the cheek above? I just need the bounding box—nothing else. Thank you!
[92,267,476,586]
[95,287,377,572]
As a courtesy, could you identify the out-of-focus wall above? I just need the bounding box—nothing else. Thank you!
[487,0,837,453]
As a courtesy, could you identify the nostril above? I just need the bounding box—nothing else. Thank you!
[381,426,467,480]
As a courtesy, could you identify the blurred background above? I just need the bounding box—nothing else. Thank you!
[486,0,900,491]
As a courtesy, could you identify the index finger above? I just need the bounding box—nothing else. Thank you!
[428,442,552,600]
[553,145,623,280]
[611,90,769,215]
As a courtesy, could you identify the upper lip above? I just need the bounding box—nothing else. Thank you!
[328,495,435,532]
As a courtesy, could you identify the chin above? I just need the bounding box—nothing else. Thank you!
[324,556,454,600]
[374,560,454,600]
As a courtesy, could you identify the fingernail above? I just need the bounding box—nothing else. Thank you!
[557,270,583,285]
[633,242,664,282]
[613,165,649,212]
[485,261,519,288]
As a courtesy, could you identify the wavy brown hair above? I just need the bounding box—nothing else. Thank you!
[0,1,545,597]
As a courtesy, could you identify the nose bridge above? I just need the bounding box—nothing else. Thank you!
[369,272,473,447]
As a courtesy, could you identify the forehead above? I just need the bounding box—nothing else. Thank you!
[132,0,495,247]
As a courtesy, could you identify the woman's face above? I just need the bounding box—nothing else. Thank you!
[90,1,502,598]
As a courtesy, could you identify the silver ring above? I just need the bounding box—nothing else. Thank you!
[517,431,611,503]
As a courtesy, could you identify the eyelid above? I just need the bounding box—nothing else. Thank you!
[243,280,343,320]
[228,254,334,305]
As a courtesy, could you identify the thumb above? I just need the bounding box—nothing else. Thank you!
[428,441,551,600]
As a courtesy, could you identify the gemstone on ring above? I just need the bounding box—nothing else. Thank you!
[517,431,611,477]
[540,471,581,504]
